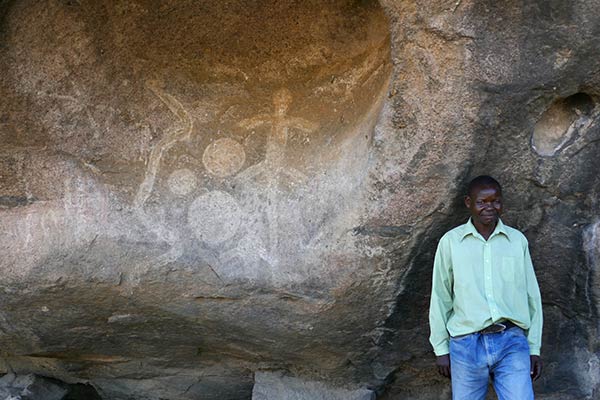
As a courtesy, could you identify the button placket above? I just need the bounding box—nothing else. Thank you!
[483,240,497,319]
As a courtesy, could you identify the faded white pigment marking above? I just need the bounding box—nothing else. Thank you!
[224,235,267,262]
[134,81,194,208]
[132,82,194,266]
[168,168,197,196]
[312,43,387,101]
[187,191,243,246]
[202,137,246,178]
[237,89,318,259]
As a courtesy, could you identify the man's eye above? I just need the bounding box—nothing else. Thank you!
[476,201,484,206]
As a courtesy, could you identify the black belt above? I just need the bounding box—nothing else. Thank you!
[453,321,519,339]
[478,320,518,334]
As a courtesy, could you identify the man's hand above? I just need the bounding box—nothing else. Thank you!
[436,354,451,378]
[530,355,542,381]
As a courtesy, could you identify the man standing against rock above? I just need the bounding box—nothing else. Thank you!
[429,175,543,399]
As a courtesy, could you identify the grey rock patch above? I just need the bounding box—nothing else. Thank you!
[0,196,35,209]
[0,373,67,400]
[252,371,375,400]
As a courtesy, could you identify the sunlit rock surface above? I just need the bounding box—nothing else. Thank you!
[0,1,599,399]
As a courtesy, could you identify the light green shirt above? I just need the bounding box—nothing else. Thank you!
[429,218,543,356]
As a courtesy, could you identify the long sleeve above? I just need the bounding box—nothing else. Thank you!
[524,243,543,355]
[429,236,454,356]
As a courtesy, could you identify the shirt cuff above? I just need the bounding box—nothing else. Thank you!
[433,343,450,356]
[529,346,540,356]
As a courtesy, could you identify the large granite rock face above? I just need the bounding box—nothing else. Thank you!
[0,1,599,399]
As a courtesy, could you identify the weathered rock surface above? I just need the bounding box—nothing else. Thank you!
[0,373,67,400]
[252,371,375,400]
[0,0,599,399]
[0,373,101,400]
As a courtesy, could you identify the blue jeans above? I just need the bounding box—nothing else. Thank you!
[449,327,534,400]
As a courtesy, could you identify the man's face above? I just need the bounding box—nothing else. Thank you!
[464,185,503,227]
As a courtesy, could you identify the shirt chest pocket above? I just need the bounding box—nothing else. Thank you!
[501,256,516,282]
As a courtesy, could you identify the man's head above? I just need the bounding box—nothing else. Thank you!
[464,175,503,228]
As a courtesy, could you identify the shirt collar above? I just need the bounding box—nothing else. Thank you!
[460,218,510,242]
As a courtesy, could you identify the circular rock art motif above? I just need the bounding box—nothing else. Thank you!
[168,168,197,196]
[202,138,246,177]
[188,190,243,245]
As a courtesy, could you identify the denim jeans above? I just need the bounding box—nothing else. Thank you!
[449,327,534,400]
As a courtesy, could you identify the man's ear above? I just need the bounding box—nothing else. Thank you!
[464,195,471,209]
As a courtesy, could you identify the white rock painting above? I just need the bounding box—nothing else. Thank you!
[202,137,246,178]
[187,190,243,246]
[133,85,316,280]
[168,168,197,197]
[236,89,318,260]
[133,81,193,266]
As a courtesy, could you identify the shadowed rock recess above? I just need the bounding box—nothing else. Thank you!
[0,1,599,399]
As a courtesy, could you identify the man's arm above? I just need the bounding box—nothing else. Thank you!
[524,241,543,380]
[429,236,454,377]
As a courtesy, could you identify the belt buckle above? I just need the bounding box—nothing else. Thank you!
[481,323,506,334]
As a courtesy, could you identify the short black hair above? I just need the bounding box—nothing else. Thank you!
[466,175,502,197]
